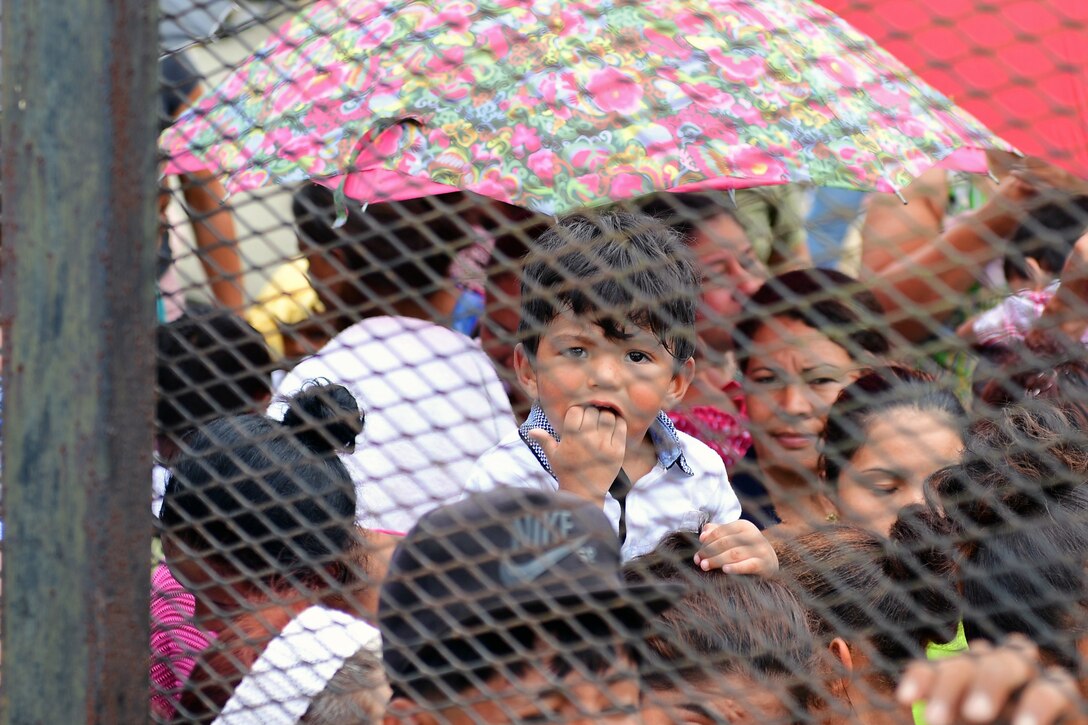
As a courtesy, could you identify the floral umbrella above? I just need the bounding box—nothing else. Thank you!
[162,0,1015,215]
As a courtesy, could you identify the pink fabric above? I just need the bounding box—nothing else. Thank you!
[973,288,1055,345]
[972,283,1088,347]
[150,563,213,720]
[668,382,753,470]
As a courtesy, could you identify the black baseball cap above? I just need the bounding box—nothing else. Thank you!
[379,487,678,684]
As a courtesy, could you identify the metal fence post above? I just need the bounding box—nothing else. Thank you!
[1,1,159,722]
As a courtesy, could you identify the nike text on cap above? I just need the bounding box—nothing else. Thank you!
[378,487,678,682]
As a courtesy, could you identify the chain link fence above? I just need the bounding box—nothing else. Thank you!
[5,0,1088,722]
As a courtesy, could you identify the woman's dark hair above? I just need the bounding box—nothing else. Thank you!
[777,523,960,688]
[480,201,551,268]
[292,183,469,295]
[623,531,821,714]
[156,306,274,437]
[160,382,364,590]
[820,367,966,487]
[926,403,1088,668]
[733,269,890,373]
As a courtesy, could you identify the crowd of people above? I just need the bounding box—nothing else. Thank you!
[147,144,1088,725]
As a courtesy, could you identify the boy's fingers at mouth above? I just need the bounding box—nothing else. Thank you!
[610,415,628,447]
[564,405,588,432]
[595,408,618,432]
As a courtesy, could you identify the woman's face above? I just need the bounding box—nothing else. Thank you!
[691,215,766,354]
[744,317,862,476]
[835,410,964,536]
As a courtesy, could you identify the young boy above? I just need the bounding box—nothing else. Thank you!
[465,211,776,569]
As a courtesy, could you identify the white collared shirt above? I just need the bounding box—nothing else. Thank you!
[465,407,741,560]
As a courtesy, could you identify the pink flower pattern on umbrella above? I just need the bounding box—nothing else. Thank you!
[586,67,644,116]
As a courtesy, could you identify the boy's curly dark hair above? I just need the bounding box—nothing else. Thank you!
[518,211,699,364]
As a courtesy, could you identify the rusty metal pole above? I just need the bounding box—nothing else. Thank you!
[1,0,159,722]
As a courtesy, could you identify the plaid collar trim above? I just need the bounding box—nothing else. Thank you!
[518,404,694,479]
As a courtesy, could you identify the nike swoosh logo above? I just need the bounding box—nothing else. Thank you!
[499,535,591,586]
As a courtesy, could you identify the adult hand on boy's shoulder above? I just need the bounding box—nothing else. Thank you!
[528,405,626,502]
[693,520,779,575]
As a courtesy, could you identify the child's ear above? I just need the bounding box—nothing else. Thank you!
[513,343,540,402]
[829,637,854,672]
[826,637,855,702]
[665,357,696,408]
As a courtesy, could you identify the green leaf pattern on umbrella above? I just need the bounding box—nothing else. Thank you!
[162,0,1014,214]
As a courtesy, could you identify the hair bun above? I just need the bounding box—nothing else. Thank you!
[887,504,956,582]
[885,507,962,647]
[281,382,364,454]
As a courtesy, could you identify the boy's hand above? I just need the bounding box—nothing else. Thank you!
[694,520,779,575]
[528,405,627,502]
[896,636,1083,725]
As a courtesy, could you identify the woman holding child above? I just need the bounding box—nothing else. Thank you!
[152,203,1088,724]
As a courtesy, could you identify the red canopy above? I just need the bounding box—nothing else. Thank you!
[819,0,1088,177]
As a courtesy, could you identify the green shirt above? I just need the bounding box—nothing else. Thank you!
[913,622,969,725]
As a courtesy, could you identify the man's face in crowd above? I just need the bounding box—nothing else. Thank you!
[389,648,641,724]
